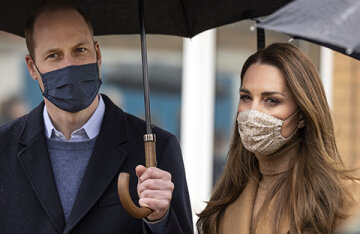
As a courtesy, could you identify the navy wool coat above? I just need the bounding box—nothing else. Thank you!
[0,94,193,234]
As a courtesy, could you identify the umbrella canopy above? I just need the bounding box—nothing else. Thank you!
[0,0,292,219]
[258,0,360,60]
[0,0,293,148]
[1,0,291,38]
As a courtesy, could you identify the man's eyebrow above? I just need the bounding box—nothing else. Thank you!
[42,48,60,56]
[73,42,90,48]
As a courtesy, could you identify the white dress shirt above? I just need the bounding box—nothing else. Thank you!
[43,95,105,142]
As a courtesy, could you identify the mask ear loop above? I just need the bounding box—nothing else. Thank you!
[284,109,300,122]
[286,109,306,128]
[281,109,301,140]
[30,56,48,97]
[30,56,43,75]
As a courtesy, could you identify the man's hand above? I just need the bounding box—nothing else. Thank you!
[136,165,174,221]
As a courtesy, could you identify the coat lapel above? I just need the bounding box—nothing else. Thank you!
[219,177,258,234]
[219,176,292,234]
[64,95,130,233]
[17,103,66,233]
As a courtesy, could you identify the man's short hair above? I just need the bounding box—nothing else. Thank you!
[25,1,94,60]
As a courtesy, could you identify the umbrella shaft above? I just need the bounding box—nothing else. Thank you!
[139,0,152,134]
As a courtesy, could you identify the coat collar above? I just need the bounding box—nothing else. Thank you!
[64,94,130,233]
[219,177,258,234]
[17,102,66,233]
[18,101,45,145]
[219,176,291,234]
[17,94,130,233]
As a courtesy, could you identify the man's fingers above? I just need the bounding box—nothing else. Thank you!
[134,167,174,221]
[139,197,170,212]
[135,165,147,179]
[139,167,172,182]
[137,179,174,194]
[139,189,173,200]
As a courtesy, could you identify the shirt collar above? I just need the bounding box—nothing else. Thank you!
[43,94,105,141]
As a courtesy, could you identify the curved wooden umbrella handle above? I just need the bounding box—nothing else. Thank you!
[118,134,157,219]
[117,172,152,218]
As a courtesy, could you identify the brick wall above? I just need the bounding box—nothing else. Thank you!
[332,52,360,175]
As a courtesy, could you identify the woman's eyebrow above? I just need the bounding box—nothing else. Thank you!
[240,89,285,97]
[261,91,285,97]
[239,88,250,93]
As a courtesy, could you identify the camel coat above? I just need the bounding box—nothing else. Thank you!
[218,177,360,234]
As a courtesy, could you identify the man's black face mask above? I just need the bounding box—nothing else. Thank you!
[34,62,102,113]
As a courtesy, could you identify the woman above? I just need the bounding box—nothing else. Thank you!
[197,43,360,234]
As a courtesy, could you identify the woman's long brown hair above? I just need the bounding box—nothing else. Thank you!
[197,43,356,234]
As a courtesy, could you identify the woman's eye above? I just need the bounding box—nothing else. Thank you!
[266,98,279,105]
[240,95,251,102]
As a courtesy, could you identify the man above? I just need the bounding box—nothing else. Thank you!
[0,2,193,233]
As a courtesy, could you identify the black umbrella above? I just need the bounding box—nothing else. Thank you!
[258,0,360,60]
[0,0,291,218]
[1,0,291,38]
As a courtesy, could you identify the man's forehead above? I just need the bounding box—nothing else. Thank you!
[34,8,91,36]
[32,9,93,52]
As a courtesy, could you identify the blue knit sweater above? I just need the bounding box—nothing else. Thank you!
[47,137,97,222]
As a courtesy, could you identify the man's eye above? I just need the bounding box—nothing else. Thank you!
[75,48,86,53]
[46,53,57,59]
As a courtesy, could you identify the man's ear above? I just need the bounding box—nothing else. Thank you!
[25,55,39,81]
[297,112,305,128]
[94,41,102,67]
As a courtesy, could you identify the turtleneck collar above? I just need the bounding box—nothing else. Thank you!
[255,136,301,176]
